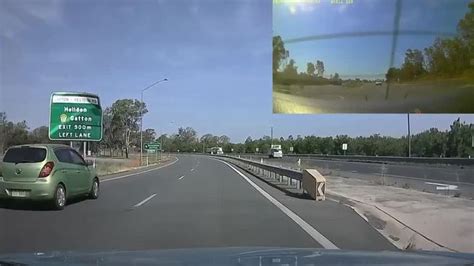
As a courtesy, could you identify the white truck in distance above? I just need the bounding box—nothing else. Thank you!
[269,145,283,158]
[210,147,224,155]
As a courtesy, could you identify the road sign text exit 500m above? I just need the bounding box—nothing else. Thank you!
[49,92,103,141]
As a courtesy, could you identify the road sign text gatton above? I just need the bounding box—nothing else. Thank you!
[49,92,103,141]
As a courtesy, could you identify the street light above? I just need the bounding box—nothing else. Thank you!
[140,78,168,166]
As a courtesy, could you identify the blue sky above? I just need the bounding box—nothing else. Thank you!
[273,0,470,79]
[1,0,473,142]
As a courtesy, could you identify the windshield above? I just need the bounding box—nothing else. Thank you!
[1,0,473,263]
[3,147,46,163]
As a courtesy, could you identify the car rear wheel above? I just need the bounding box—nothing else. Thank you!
[89,178,99,199]
[53,184,66,210]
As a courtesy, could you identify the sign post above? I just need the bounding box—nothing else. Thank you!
[342,143,348,156]
[145,142,160,163]
[49,92,102,157]
[49,92,103,144]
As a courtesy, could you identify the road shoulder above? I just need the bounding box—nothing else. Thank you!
[326,175,474,253]
[99,156,178,182]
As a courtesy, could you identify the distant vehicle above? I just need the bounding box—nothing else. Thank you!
[0,144,99,210]
[269,145,283,158]
[210,147,224,155]
[375,81,383,86]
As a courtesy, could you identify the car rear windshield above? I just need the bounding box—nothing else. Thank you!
[3,147,47,163]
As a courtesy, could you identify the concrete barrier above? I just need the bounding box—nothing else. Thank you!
[302,169,326,201]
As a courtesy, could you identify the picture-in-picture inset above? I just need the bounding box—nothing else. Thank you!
[273,0,474,113]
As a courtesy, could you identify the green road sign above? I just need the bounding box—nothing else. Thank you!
[49,92,103,141]
[144,143,160,150]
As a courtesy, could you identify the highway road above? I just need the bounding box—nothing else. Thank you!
[0,155,395,253]
[238,155,474,198]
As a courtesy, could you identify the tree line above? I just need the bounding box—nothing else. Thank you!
[273,36,343,86]
[2,108,471,158]
[232,118,472,158]
[386,2,474,82]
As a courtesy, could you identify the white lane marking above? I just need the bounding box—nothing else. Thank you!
[178,175,185,180]
[134,194,157,207]
[219,160,339,250]
[425,182,459,190]
[190,168,195,172]
[101,157,179,183]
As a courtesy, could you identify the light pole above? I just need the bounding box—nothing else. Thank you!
[271,126,273,146]
[140,78,168,166]
[407,113,411,158]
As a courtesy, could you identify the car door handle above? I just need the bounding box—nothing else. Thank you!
[76,171,81,173]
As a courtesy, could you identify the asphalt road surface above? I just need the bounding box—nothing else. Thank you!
[0,155,395,254]
[240,155,474,198]
[273,81,474,113]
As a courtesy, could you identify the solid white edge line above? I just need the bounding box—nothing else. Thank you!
[178,175,185,180]
[101,157,179,183]
[219,160,339,250]
[134,193,157,207]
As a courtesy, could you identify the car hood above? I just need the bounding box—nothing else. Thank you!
[0,247,473,265]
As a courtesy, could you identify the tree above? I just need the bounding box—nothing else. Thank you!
[400,49,425,80]
[108,99,147,158]
[3,120,29,148]
[457,1,474,61]
[29,126,50,144]
[333,72,340,80]
[218,135,230,146]
[412,128,447,157]
[386,67,401,82]
[306,62,316,76]
[174,127,198,152]
[283,59,298,77]
[316,60,325,77]
[273,36,289,73]
[443,37,470,75]
[101,107,122,156]
[200,134,218,149]
[429,38,449,75]
[143,128,156,144]
[446,118,472,157]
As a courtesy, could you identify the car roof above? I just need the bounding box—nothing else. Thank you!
[8,144,71,150]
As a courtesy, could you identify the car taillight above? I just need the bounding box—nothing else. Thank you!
[39,162,54,178]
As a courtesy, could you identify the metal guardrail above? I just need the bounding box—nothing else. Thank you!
[215,155,304,189]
